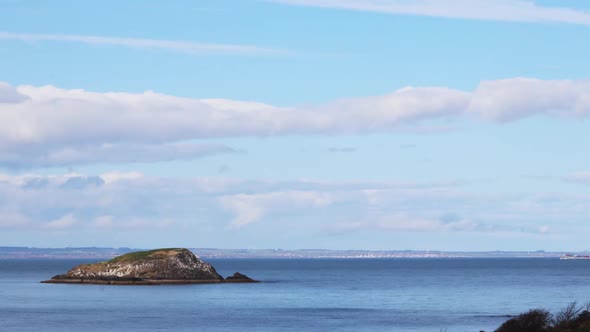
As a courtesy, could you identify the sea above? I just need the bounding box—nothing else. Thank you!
[1,258,590,332]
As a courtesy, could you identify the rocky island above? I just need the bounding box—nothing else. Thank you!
[41,248,258,285]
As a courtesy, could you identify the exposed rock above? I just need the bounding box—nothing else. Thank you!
[225,272,259,283]
[41,248,256,285]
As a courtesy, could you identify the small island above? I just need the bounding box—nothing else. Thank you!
[41,248,258,285]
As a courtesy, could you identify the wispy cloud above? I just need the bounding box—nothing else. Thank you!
[270,0,590,25]
[327,147,356,153]
[564,171,590,185]
[0,142,236,169]
[218,190,336,228]
[0,32,287,56]
[42,213,78,230]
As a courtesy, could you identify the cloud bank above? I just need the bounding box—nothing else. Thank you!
[270,0,590,25]
[0,173,573,238]
[1,78,589,167]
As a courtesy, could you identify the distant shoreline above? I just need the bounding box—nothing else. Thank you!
[41,278,225,285]
[41,278,256,285]
[1,247,584,260]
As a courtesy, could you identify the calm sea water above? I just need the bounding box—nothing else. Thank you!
[1,258,590,332]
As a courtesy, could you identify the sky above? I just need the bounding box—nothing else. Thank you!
[0,0,589,251]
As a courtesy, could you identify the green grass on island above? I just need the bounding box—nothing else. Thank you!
[107,248,187,264]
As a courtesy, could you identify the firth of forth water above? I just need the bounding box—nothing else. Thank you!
[2,258,590,332]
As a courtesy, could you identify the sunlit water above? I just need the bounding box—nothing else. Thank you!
[1,258,590,331]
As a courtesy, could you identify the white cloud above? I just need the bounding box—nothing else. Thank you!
[0,82,469,167]
[0,32,285,56]
[94,215,115,229]
[0,78,589,168]
[0,82,28,103]
[328,147,356,153]
[320,87,470,130]
[331,216,553,234]
[0,142,235,168]
[93,215,172,230]
[216,184,580,235]
[43,213,78,230]
[270,0,590,25]
[564,171,590,185]
[0,83,469,149]
[331,215,479,233]
[218,190,336,227]
[0,172,585,241]
[0,211,30,228]
[100,171,143,185]
[468,78,590,122]
[538,225,551,234]
[0,171,141,188]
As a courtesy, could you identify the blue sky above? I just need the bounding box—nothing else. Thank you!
[1,0,589,250]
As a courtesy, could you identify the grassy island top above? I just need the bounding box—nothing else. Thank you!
[107,248,189,264]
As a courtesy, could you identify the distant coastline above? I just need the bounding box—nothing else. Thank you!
[0,246,585,260]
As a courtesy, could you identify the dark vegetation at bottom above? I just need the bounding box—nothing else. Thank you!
[496,302,590,332]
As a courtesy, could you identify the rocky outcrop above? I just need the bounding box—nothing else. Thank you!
[42,248,257,285]
[225,272,259,283]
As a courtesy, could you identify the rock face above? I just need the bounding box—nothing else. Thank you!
[225,272,259,283]
[42,248,256,285]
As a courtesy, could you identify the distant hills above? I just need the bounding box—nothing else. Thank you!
[0,246,582,259]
